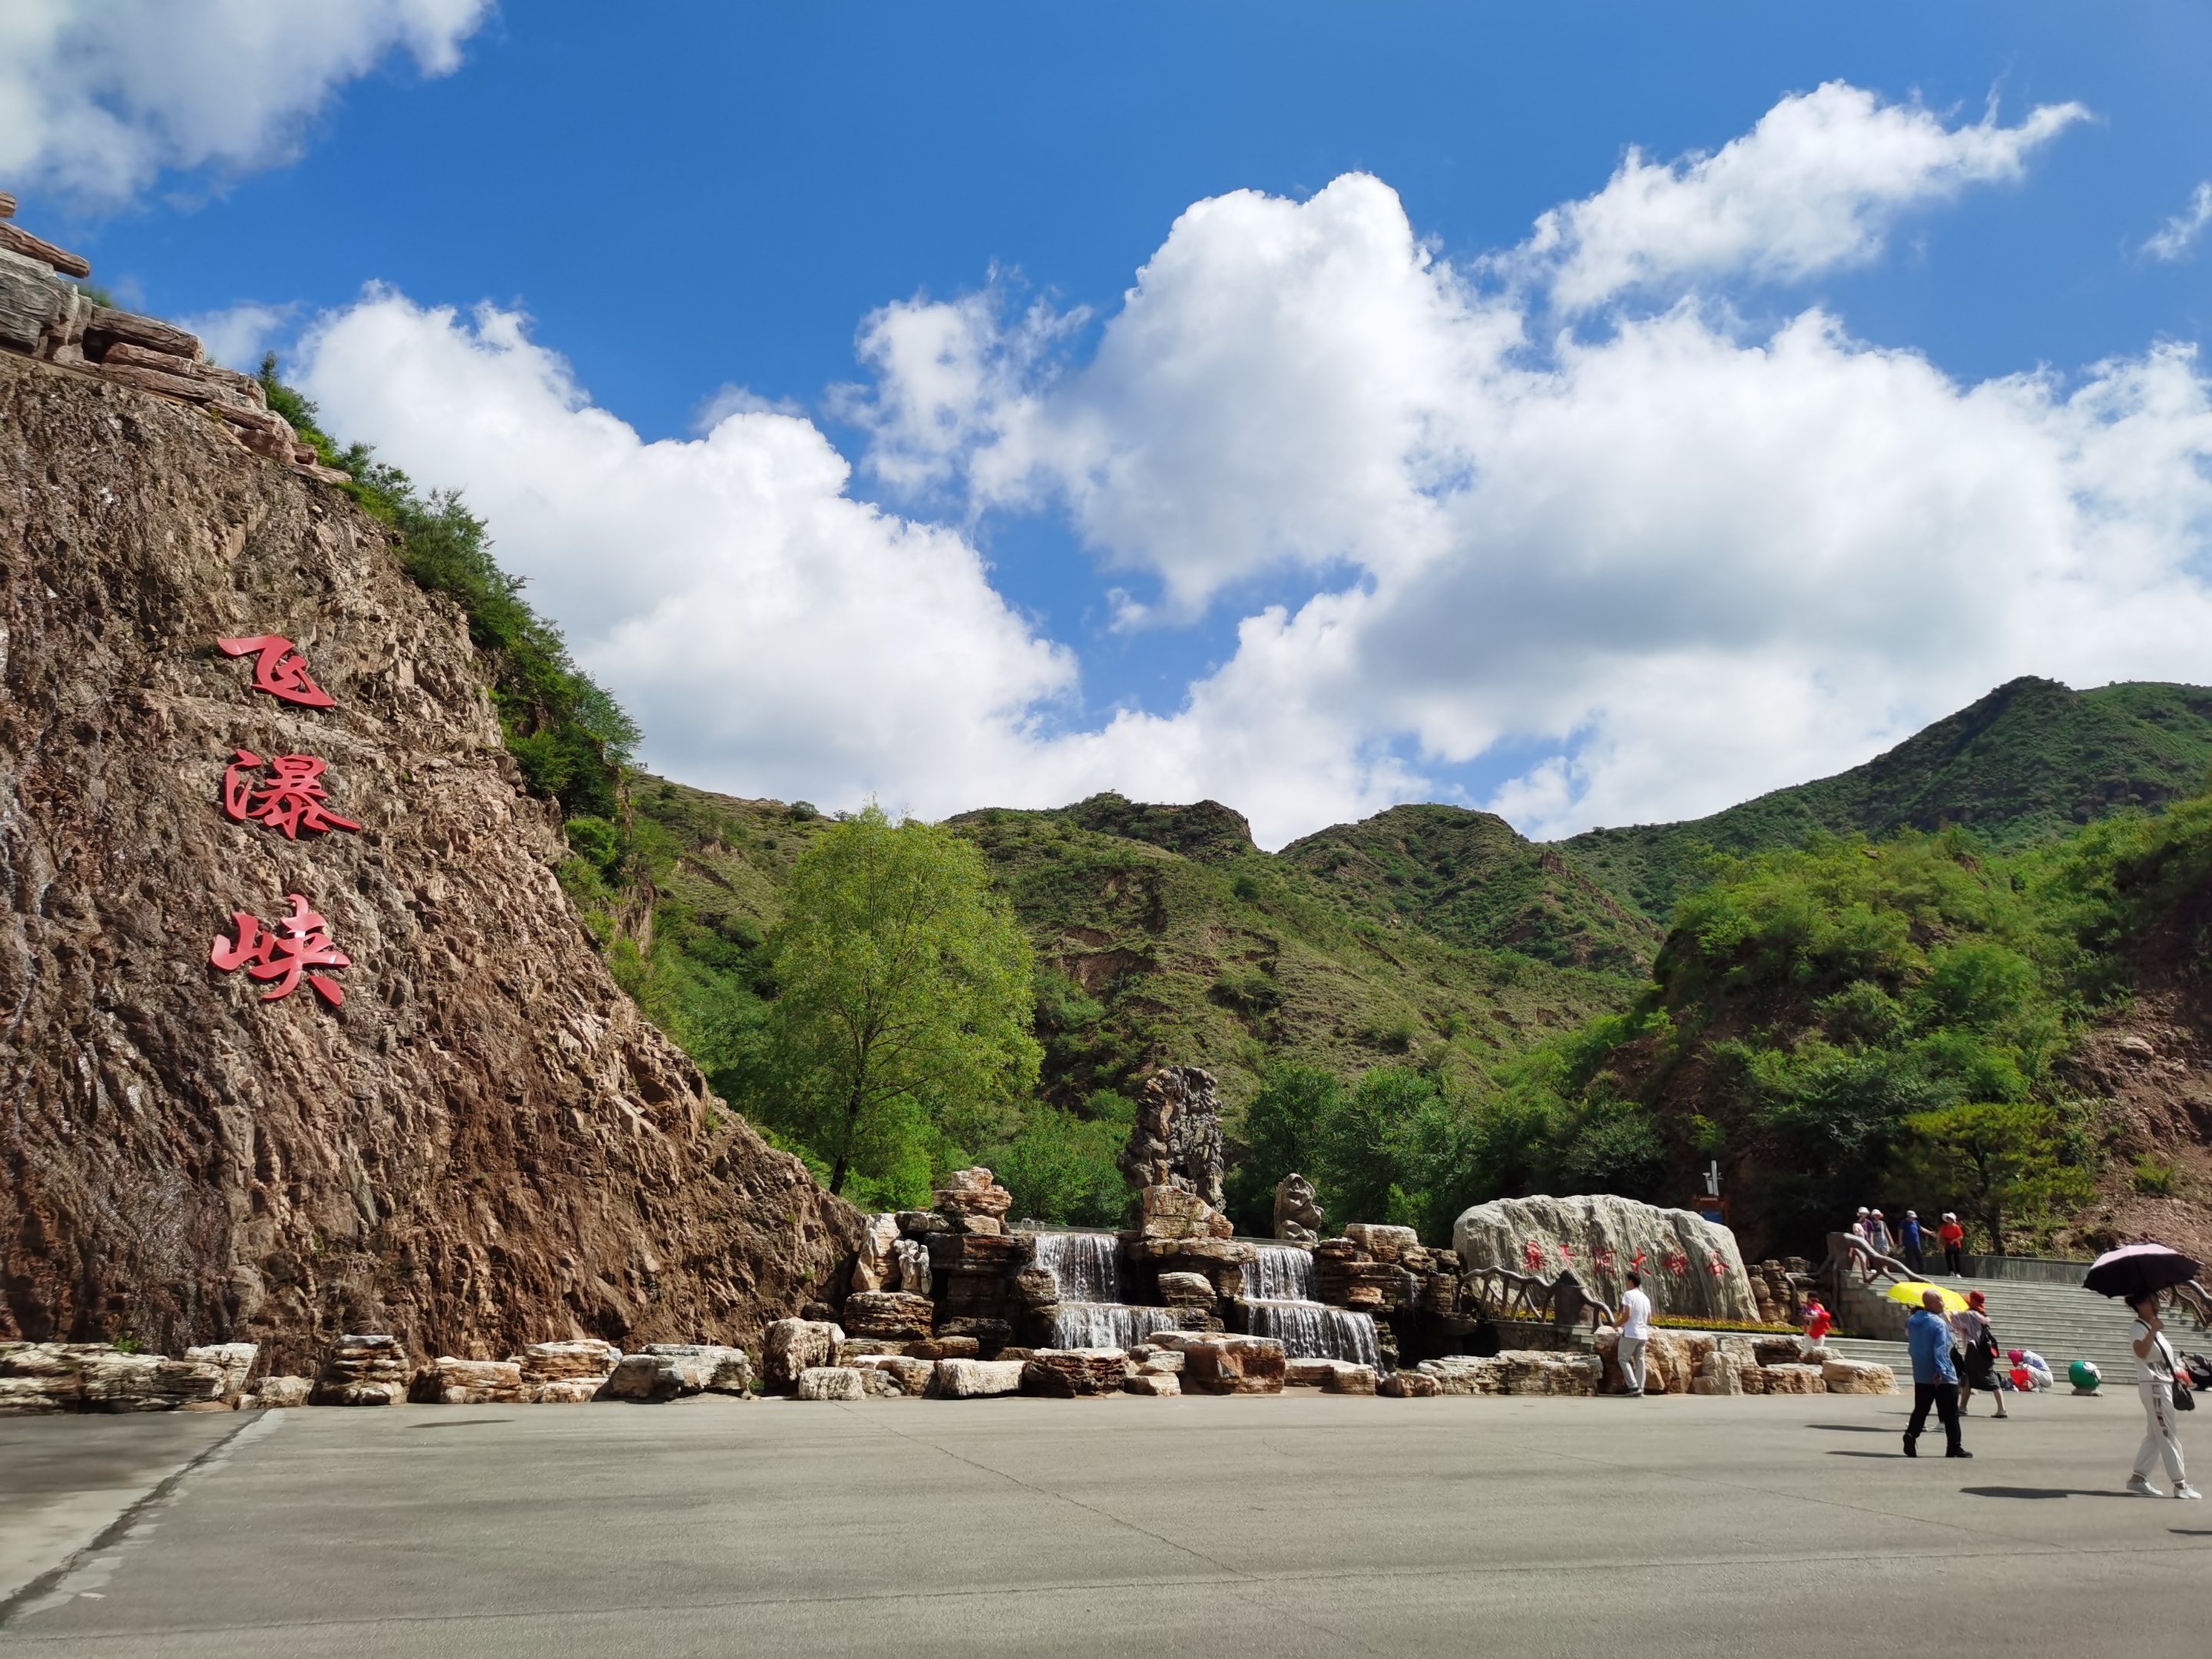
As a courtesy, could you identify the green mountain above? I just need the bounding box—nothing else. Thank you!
[1564,677,2212,922]
[1280,803,1660,975]
[947,796,1644,1108]
[561,679,2212,1253]
[568,784,1647,1125]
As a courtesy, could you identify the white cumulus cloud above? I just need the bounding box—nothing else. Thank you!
[2144,182,2212,263]
[1520,81,2087,311]
[0,0,492,204]
[294,84,2212,850]
[296,291,1082,820]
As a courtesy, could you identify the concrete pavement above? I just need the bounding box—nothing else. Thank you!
[0,1389,2204,1655]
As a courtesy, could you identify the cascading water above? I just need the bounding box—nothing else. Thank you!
[1046,1303,1194,1349]
[1241,1245,1382,1369]
[1035,1232,1121,1303]
[1035,1232,1190,1349]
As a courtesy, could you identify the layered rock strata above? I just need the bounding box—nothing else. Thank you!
[0,350,861,1366]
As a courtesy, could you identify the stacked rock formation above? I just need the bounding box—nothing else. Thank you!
[0,1340,232,1413]
[0,196,343,485]
[1590,1328,1894,1396]
[312,1334,410,1406]
[1118,1065,1227,1207]
[517,1339,622,1402]
[1747,1257,1812,1325]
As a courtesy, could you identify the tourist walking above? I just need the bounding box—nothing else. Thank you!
[1899,1210,1925,1273]
[1614,1271,1652,1397]
[1938,1213,1966,1276]
[1950,1290,2008,1419]
[1905,1289,1969,1459]
[2125,1292,2200,1499]
[1851,1207,1873,1280]
[1866,1210,1893,1260]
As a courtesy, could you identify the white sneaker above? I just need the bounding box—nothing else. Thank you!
[2177,1485,2204,1501]
[2127,1475,2162,1498]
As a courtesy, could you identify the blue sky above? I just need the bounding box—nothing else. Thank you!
[12,2,2212,843]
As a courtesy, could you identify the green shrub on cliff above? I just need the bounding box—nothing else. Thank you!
[257,359,637,818]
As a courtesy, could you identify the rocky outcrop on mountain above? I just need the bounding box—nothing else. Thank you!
[1454,1194,1760,1326]
[0,351,861,1370]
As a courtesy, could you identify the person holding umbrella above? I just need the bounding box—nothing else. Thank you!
[2085,1243,2203,1500]
[2124,1292,2197,1499]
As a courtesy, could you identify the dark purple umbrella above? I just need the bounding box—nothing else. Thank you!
[2084,1243,2202,1301]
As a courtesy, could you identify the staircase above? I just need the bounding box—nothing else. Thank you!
[1826,1272,2211,1385]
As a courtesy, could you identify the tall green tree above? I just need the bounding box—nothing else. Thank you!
[763,806,1041,1196]
[1897,1100,2094,1255]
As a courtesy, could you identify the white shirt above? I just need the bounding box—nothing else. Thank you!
[2133,1319,2176,1385]
[1619,1287,1652,1341]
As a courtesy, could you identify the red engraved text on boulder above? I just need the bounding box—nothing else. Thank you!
[220,750,360,839]
[210,894,349,1007]
[216,635,336,707]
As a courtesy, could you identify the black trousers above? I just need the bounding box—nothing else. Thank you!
[1902,1243,1924,1272]
[1943,1246,1963,1274]
[1906,1382,1962,1452]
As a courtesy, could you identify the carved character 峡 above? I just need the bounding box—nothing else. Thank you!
[210,893,350,1007]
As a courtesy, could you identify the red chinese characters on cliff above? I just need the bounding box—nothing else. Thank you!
[217,634,336,707]
[210,894,350,1007]
[220,750,360,839]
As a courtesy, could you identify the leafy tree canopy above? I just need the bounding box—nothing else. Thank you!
[760,806,1041,1198]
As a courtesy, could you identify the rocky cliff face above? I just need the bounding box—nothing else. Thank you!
[0,353,859,1371]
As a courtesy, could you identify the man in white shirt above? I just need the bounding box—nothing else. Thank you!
[1615,1271,1653,1397]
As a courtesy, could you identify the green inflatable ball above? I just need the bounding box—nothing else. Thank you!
[2069,1359,2101,1392]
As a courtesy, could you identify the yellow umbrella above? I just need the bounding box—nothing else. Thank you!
[1886,1280,1969,1313]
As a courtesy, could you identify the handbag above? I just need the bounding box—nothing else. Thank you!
[2162,1334,2194,1410]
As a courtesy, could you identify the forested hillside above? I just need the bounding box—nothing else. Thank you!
[554,704,2212,1257]
[1565,677,2212,920]
[244,373,2212,1265]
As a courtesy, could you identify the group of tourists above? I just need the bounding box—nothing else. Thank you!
[1850,1205,1966,1276]
[1899,1283,2197,1496]
[1602,1218,2200,1501]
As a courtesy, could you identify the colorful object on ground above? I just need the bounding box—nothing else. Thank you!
[1886,1280,1969,1313]
[220,750,360,839]
[2069,1359,2101,1392]
[2084,1243,2202,1302]
[210,894,349,1007]
[217,634,336,707]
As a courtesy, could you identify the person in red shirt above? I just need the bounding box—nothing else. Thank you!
[1800,1296,1834,1359]
[1938,1213,1967,1276]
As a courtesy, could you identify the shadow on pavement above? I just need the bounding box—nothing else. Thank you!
[1826,1449,1906,1459]
[1803,1424,1890,1433]
[1960,1486,2133,1500]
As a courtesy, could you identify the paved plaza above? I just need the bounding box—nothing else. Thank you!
[2,1390,2205,1656]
